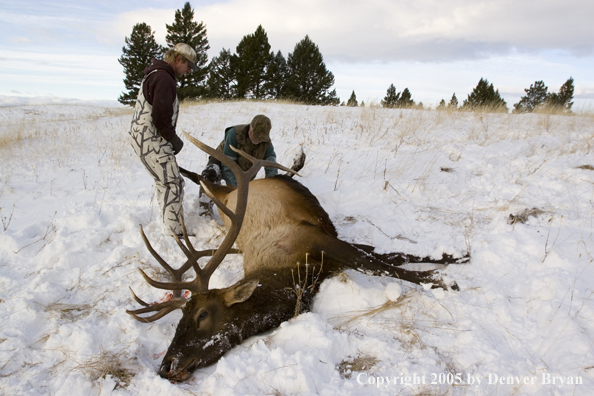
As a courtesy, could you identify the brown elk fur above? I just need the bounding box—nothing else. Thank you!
[208,175,338,273]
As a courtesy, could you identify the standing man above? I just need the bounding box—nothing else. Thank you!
[128,43,197,236]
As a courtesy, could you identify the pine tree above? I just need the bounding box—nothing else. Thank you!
[118,23,163,106]
[265,51,289,99]
[462,78,508,112]
[381,84,400,108]
[448,93,458,110]
[285,35,339,105]
[325,89,340,106]
[232,25,274,99]
[397,88,415,108]
[205,48,236,100]
[546,77,574,112]
[165,2,210,101]
[557,77,574,111]
[513,80,548,113]
[347,91,358,107]
[437,99,446,110]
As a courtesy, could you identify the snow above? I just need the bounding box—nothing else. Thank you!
[1,102,593,395]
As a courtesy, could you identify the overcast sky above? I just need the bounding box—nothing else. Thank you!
[1,0,593,108]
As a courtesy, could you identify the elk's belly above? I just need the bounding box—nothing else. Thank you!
[238,223,315,273]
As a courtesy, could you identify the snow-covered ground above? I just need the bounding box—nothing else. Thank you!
[1,102,593,395]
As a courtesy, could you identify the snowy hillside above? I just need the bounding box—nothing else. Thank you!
[0,102,593,395]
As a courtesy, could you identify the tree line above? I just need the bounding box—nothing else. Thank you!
[374,77,574,113]
[118,2,338,106]
[119,2,576,113]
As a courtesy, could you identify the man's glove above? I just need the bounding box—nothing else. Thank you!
[201,164,221,184]
[171,135,184,155]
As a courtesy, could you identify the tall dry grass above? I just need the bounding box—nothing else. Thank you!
[0,106,133,183]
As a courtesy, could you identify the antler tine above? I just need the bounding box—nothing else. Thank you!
[179,215,200,257]
[228,146,301,180]
[138,268,197,291]
[183,131,244,176]
[139,224,176,275]
[129,286,150,307]
[141,223,200,298]
[126,298,186,323]
[199,182,235,219]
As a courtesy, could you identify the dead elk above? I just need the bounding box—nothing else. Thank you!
[127,136,468,382]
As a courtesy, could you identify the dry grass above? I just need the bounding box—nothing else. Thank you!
[70,349,136,389]
[0,105,135,189]
[291,254,324,317]
[576,164,594,171]
[40,301,93,321]
[0,121,26,150]
[179,97,307,109]
[337,354,379,379]
[332,292,414,333]
[507,207,548,225]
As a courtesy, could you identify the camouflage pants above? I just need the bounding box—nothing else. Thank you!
[129,128,185,236]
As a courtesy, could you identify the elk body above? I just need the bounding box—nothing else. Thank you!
[127,134,467,382]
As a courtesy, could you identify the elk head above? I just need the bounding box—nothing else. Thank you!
[126,137,298,381]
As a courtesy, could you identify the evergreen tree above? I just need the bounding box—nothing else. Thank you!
[347,91,358,107]
[462,78,508,112]
[381,84,400,108]
[232,25,274,99]
[325,89,340,106]
[546,77,574,112]
[118,23,163,106]
[396,88,415,108]
[437,99,446,110]
[285,35,339,105]
[513,80,548,113]
[205,48,236,100]
[557,77,575,111]
[165,2,210,101]
[265,51,289,99]
[448,93,458,110]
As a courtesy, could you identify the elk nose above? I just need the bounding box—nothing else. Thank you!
[159,355,194,382]
[158,357,173,379]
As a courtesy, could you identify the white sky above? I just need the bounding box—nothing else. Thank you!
[1,0,593,108]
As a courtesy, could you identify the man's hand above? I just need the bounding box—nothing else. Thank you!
[171,135,184,155]
[201,164,221,184]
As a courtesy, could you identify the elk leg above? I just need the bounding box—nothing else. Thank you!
[309,235,460,290]
[352,243,470,267]
[179,166,201,184]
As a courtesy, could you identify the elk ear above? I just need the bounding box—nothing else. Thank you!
[222,279,259,307]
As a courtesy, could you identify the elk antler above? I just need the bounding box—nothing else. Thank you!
[126,218,236,322]
[181,131,298,293]
[127,136,297,322]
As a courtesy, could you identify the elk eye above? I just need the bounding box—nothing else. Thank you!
[198,311,208,320]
